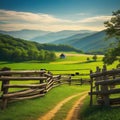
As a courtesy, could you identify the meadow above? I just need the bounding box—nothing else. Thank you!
[0,52,119,120]
[0,52,118,74]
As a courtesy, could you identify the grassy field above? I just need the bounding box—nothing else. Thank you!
[0,85,89,120]
[0,52,119,120]
[0,52,119,74]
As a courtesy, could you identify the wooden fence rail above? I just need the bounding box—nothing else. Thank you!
[0,69,61,110]
[0,68,90,110]
[89,65,120,106]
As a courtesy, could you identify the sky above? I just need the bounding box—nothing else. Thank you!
[0,0,120,32]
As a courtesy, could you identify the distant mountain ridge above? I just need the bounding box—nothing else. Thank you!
[52,30,116,53]
[0,29,115,54]
[51,32,94,45]
[0,29,50,40]
[0,29,94,44]
[31,30,94,43]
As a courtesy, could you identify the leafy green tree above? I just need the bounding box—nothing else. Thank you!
[104,10,120,40]
[103,10,120,64]
[87,57,90,62]
[92,55,97,61]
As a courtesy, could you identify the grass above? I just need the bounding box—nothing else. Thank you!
[79,96,120,120]
[0,52,119,120]
[0,85,89,120]
[0,52,119,75]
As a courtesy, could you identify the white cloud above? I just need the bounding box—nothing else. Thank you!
[78,16,112,23]
[0,9,112,31]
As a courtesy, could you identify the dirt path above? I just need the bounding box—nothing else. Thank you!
[38,91,88,120]
[65,94,88,120]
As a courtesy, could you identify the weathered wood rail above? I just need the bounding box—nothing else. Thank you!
[0,67,90,110]
[61,75,90,85]
[89,65,120,106]
[0,69,61,109]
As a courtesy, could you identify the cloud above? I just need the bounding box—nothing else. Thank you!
[78,16,112,23]
[0,9,112,31]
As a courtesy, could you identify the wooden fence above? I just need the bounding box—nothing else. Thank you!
[0,68,90,109]
[89,65,120,106]
[61,74,90,85]
[0,69,61,109]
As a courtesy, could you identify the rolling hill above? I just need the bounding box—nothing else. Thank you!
[31,30,93,43]
[0,33,82,61]
[52,30,116,53]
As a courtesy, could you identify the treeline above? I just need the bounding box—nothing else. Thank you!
[34,43,82,53]
[0,34,56,62]
[0,34,82,62]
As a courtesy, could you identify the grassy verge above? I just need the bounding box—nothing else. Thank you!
[79,96,120,120]
[0,85,89,120]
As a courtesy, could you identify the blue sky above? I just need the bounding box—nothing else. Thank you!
[0,0,120,31]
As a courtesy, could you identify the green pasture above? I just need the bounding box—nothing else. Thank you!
[0,52,119,120]
[0,52,119,75]
[0,85,89,120]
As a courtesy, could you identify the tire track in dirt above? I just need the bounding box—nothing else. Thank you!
[65,94,88,120]
[38,91,88,120]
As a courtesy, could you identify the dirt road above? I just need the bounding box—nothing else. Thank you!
[38,91,88,120]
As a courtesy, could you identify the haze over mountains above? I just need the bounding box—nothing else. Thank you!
[0,29,93,43]
[0,29,116,54]
[52,30,116,53]
[31,30,93,43]
[0,29,50,40]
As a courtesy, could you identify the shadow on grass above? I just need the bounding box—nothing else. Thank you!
[79,97,120,120]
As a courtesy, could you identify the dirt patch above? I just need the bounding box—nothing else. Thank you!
[38,91,88,120]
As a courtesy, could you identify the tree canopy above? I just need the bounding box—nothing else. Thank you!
[0,33,82,62]
[104,10,120,40]
[103,10,120,64]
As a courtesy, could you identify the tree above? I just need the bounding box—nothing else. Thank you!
[103,10,120,64]
[86,57,90,62]
[92,55,97,61]
[104,10,120,40]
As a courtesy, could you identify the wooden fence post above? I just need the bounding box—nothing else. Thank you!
[101,65,110,106]
[80,78,83,85]
[90,70,93,106]
[96,66,100,101]
[1,67,11,109]
[1,80,10,109]
[68,76,71,85]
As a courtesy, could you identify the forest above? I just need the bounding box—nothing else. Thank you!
[0,33,81,62]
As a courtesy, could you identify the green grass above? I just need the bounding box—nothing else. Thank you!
[0,52,119,120]
[79,96,120,120]
[0,85,89,120]
[0,53,119,75]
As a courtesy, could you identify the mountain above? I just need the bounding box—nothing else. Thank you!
[51,32,93,45]
[0,29,50,40]
[31,30,93,43]
[52,30,116,53]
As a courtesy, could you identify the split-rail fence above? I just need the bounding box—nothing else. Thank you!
[0,69,61,109]
[89,65,120,106]
[0,68,90,109]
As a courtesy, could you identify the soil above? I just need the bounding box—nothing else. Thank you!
[38,91,88,120]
